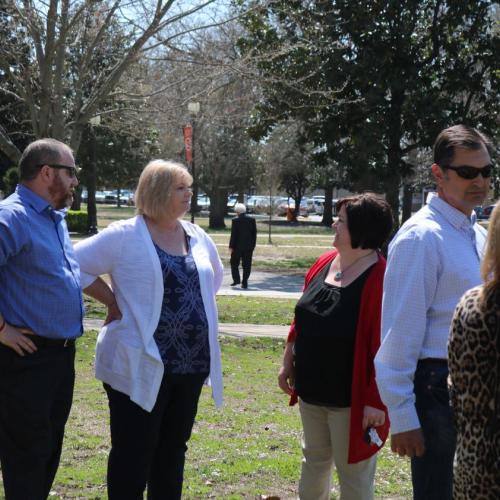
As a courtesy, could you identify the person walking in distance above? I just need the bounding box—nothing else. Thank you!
[375,124,492,500]
[0,138,83,499]
[229,203,257,289]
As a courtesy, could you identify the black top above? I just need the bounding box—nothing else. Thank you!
[294,262,373,407]
[229,214,257,252]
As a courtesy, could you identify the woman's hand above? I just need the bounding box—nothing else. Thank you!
[362,405,385,430]
[83,278,122,326]
[104,300,122,326]
[278,342,295,395]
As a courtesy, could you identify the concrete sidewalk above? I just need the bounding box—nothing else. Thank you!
[83,319,288,339]
[219,269,303,299]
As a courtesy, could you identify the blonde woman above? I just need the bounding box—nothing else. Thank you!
[75,160,223,500]
[449,202,500,499]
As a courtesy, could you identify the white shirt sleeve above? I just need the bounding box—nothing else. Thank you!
[375,229,439,433]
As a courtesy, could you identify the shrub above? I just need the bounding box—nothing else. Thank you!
[66,210,88,233]
[2,167,19,196]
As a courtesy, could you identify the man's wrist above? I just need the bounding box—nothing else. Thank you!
[0,317,6,335]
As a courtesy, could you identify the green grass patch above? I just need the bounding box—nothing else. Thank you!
[253,256,318,271]
[0,335,411,498]
[0,334,411,498]
[84,295,297,326]
[217,296,296,325]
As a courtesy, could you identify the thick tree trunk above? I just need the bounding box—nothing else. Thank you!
[71,191,81,211]
[384,174,401,231]
[321,184,334,226]
[209,189,228,229]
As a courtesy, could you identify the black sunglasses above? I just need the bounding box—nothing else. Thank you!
[441,163,493,180]
[38,164,80,178]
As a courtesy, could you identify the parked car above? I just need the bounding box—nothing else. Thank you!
[477,204,495,220]
[311,196,338,216]
[104,191,117,204]
[197,194,210,211]
[246,195,270,214]
[121,190,135,206]
[95,191,107,203]
[275,198,308,217]
[311,195,325,215]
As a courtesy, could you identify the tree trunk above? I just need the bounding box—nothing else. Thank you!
[71,191,81,211]
[402,182,413,224]
[0,126,22,164]
[384,174,401,231]
[321,184,334,226]
[209,189,228,229]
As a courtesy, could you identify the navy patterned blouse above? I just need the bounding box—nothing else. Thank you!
[153,239,210,375]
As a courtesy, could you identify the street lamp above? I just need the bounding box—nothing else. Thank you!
[185,102,200,223]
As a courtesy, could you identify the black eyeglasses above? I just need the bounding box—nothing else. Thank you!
[441,163,493,179]
[38,164,80,179]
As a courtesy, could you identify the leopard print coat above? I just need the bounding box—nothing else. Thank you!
[449,286,500,499]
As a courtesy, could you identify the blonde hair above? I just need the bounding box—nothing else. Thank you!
[481,202,500,302]
[135,160,192,220]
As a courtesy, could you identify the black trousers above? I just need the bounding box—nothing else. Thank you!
[230,249,253,285]
[104,371,207,500]
[0,343,75,500]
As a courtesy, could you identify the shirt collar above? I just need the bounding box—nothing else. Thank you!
[426,192,475,229]
[16,184,67,220]
[16,184,51,214]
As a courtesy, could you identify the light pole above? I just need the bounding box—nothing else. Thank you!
[87,115,101,234]
[187,102,200,223]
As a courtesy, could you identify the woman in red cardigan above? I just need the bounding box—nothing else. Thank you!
[278,193,393,500]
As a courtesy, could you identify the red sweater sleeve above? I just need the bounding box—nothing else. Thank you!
[362,265,386,408]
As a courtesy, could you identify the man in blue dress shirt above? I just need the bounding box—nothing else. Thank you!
[375,125,493,500]
[0,138,83,499]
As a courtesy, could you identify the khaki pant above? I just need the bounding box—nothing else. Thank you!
[298,399,376,500]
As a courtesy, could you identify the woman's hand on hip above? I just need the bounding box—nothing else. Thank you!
[104,300,122,326]
[362,405,385,429]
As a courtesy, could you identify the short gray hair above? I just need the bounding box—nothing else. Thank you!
[234,203,246,214]
[135,159,192,220]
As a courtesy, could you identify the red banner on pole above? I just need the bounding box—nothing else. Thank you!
[183,125,193,163]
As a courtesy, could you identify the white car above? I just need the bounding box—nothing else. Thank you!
[276,198,308,217]
[197,194,210,211]
[246,195,270,214]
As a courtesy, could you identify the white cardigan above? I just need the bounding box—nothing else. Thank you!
[74,216,224,412]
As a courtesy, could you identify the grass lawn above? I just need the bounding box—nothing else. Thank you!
[85,295,297,325]
[0,334,412,499]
